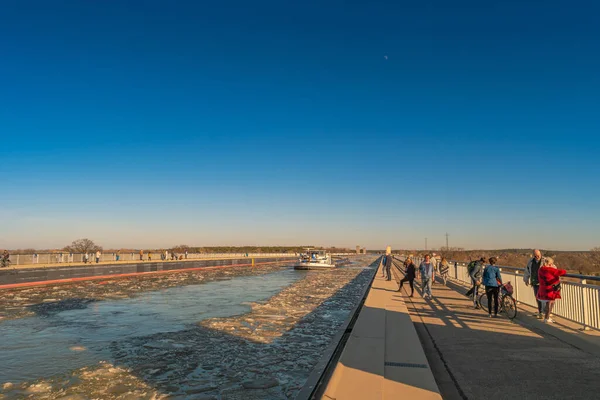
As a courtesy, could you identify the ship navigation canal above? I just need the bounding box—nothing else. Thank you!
[294,248,336,270]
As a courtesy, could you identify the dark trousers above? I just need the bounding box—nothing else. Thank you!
[399,277,414,294]
[486,286,500,316]
[385,265,391,280]
[466,278,478,297]
[532,285,542,313]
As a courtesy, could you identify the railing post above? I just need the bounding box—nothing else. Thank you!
[454,262,458,279]
[514,270,520,303]
[581,279,590,331]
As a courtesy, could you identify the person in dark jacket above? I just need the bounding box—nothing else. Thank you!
[381,255,387,278]
[482,257,502,317]
[384,254,393,281]
[524,249,544,319]
[465,257,486,308]
[397,258,416,296]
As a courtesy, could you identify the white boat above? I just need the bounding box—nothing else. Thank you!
[294,249,336,270]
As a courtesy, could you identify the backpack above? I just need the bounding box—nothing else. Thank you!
[467,261,477,274]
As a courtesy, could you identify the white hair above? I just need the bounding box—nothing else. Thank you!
[543,257,555,267]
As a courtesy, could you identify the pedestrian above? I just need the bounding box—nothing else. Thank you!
[384,253,393,281]
[482,257,502,318]
[465,257,486,308]
[185,250,188,259]
[1,250,10,268]
[95,250,101,263]
[148,252,152,261]
[164,250,169,261]
[537,257,566,324]
[439,257,450,285]
[397,258,416,296]
[116,251,120,262]
[523,249,544,319]
[83,253,89,264]
[139,249,144,261]
[419,255,435,299]
[381,254,387,278]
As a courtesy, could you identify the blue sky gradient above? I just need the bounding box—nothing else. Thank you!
[1,1,599,250]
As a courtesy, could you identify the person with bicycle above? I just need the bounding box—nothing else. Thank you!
[482,257,502,318]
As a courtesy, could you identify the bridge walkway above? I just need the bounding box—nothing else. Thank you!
[394,265,600,400]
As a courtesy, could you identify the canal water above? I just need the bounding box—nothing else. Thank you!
[0,268,302,384]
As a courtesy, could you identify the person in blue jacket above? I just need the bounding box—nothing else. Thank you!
[482,257,502,317]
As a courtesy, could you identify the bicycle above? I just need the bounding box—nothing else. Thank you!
[477,281,517,319]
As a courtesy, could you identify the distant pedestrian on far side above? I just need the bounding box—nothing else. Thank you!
[384,254,393,281]
[482,257,502,318]
[524,249,544,319]
[139,249,144,261]
[95,250,101,264]
[537,257,566,324]
[419,255,435,299]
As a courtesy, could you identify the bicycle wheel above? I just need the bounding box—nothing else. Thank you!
[477,292,488,311]
[502,295,517,319]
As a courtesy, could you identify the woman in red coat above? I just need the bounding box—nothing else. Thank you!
[537,257,567,323]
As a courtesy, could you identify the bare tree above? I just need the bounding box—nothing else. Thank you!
[592,247,600,252]
[64,239,102,253]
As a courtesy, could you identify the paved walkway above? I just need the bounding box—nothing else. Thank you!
[394,265,600,400]
[321,263,441,399]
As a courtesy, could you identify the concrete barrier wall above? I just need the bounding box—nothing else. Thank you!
[0,257,294,287]
[4,252,297,265]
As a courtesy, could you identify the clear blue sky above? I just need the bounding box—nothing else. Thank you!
[1,1,599,250]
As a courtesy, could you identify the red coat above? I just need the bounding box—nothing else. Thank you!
[537,266,567,301]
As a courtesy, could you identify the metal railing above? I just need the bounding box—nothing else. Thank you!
[395,255,600,331]
[2,252,297,266]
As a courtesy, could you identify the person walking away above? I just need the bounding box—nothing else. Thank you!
[439,257,450,285]
[465,257,486,307]
[381,254,387,278]
[482,257,502,317]
[139,249,144,261]
[537,257,566,323]
[397,258,416,296]
[384,254,393,281]
[148,252,152,261]
[95,250,101,263]
[419,255,435,299]
[524,249,544,319]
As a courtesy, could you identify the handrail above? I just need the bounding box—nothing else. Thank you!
[450,261,600,282]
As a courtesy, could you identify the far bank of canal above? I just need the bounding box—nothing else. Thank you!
[0,257,378,400]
